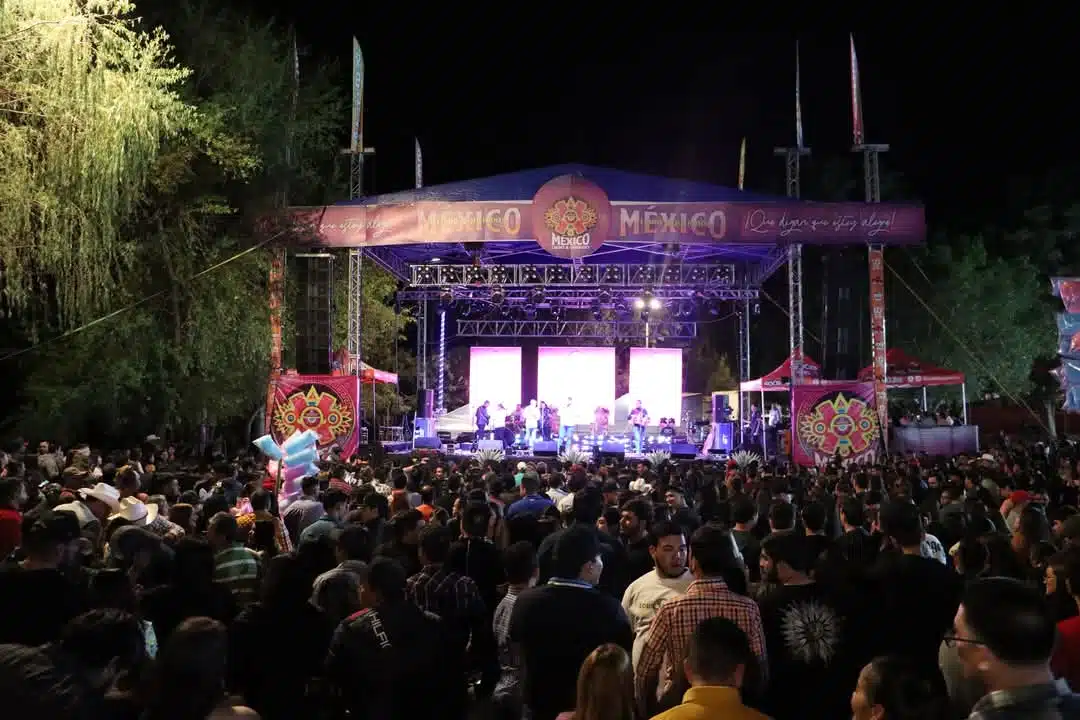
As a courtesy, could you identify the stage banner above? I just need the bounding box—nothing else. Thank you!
[868,247,888,447]
[1052,279,1080,314]
[791,382,882,467]
[269,375,361,459]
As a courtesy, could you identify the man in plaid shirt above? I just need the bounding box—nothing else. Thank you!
[635,524,767,713]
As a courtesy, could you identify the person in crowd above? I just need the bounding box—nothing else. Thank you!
[0,609,146,718]
[141,537,237,646]
[493,541,538,720]
[650,616,769,720]
[620,498,654,582]
[374,508,424,576]
[325,557,456,720]
[635,524,766,715]
[757,531,856,719]
[0,508,85,645]
[298,488,349,546]
[1052,548,1080,692]
[207,512,261,607]
[280,476,325,545]
[951,575,1080,717]
[0,476,26,559]
[236,489,291,553]
[556,643,635,720]
[506,472,555,519]
[850,656,948,720]
[621,520,692,669]
[510,524,633,720]
[142,616,258,719]
[406,524,491,716]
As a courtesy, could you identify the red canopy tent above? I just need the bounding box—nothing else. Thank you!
[739,353,823,392]
[856,348,968,423]
[856,348,963,388]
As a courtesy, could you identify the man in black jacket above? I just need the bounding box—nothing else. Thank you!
[325,558,456,720]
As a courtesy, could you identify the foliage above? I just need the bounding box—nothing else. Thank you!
[474,447,504,463]
[686,335,737,392]
[557,448,590,466]
[0,0,192,329]
[891,236,1053,399]
[645,450,671,468]
[4,1,350,444]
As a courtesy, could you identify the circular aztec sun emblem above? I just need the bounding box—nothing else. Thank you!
[797,392,878,458]
[543,195,598,238]
[272,385,354,446]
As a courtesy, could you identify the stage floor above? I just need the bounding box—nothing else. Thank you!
[377,445,729,465]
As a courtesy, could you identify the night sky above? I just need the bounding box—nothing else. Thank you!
[271,7,1076,226]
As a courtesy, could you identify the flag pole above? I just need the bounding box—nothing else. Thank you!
[773,40,811,463]
[849,32,891,454]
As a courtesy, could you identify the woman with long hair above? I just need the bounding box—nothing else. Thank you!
[556,644,634,720]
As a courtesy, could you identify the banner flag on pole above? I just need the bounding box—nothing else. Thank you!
[415,138,423,189]
[795,41,804,150]
[350,38,365,153]
[850,33,864,146]
[737,137,747,190]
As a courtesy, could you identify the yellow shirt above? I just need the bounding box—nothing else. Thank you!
[650,686,770,720]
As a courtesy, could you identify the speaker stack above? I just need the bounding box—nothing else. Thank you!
[413,389,437,449]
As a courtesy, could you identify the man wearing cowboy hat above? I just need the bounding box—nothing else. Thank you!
[108,497,183,544]
[54,482,121,550]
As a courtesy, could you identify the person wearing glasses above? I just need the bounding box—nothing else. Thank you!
[946,576,1080,717]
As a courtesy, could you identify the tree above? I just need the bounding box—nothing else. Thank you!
[891,235,1053,400]
[0,0,191,330]
[4,2,349,444]
[685,335,737,393]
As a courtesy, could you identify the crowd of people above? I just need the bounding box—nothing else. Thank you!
[1,437,1080,719]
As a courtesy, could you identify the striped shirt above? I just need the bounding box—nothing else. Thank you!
[213,543,260,607]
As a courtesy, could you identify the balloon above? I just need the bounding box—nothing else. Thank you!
[252,435,283,460]
[281,430,318,456]
[284,463,310,482]
[283,448,317,468]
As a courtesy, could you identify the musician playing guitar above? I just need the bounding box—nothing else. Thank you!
[628,400,650,453]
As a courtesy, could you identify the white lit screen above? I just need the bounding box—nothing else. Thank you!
[629,347,683,426]
[537,346,616,426]
[469,347,522,413]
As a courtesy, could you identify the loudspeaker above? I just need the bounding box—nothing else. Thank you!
[533,440,558,457]
[599,441,625,461]
[477,439,503,451]
[418,390,435,419]
[711,422,734,452]
[412,436,441,450]
[712,393,731,423]
[414,417,436,439]
[671,443,698,460]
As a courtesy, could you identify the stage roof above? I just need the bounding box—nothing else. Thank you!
[292,163,925,283]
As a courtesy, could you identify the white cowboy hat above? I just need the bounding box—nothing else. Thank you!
[108,496,159,526]
[77,482,121,512]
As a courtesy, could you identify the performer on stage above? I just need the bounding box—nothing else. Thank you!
[540,401,553,441]
[558,397,576,451]
[523,399,541,447]
[628,400,650,453]
[475,400,490,439]
[748,404,763,449]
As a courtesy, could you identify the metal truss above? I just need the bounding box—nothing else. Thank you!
[456,319,698,341]
[409,263,738,289]
[738,299,751,442]
[363,246,410,281]
[346,249,364,358]
[399,286,758,309]
[775,146,810,379]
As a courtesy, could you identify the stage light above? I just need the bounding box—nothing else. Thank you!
[437,309,447,411]
[416,266,436,284]
[633,297,645,310]
[490,285,505,304]
[649,296,661,310]
[753,301,761,315]
[598,289,612,305]
[545,265,571,284]
[438,290,453,309]
[530,287,545,304]
[466,266,485,284]
[490,265,511,284]
[431,257,441,263]
[443,266,463,284]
